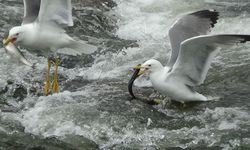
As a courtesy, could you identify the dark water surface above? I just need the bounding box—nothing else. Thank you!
[1,0,250,149]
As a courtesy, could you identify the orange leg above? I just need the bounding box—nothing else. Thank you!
[44,58,52,96]
[52,58,60,93]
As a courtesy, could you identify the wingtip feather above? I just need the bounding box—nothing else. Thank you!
[190,9,219,28]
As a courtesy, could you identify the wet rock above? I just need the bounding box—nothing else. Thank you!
[7,80,14,85]
[0,86,8,95]
[0,82,28,105]
[63,134,99,150]
[29,87,37,95]
[0,117,24,132]
[59,54,95,69]
[13,84,27,101]
[63,77,92,91]
[72,0,117,11]
[0,131,77,150]
[0,119,98,150]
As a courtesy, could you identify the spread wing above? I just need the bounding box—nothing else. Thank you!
[38,0,73,27]
[168,34,250,86]
[167,10,219,67]
[22,0,41,25]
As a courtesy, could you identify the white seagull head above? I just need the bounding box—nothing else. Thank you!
[140,59,163,75]
[3,26,23,45]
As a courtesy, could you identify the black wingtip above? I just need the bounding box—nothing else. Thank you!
[237,35,250,43]
[190,9,219,28]
[217,34,250,44]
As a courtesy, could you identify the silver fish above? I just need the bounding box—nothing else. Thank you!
[4,42,33,67]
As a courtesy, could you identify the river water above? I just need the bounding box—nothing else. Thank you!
[0,0,250,149]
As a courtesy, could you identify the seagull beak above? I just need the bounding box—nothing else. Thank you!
[133,64,141,70]
[133,64,145,77]
[3,37,16,45]
[133,64,146,76]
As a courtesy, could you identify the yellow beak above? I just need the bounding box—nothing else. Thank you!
[133,64,141,70]
[133,64,146,76]
[3,37,13,46]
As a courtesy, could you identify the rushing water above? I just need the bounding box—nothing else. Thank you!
[1,0,250,149]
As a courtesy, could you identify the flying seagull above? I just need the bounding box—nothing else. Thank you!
[3,0,97,95]
[132,10,250,102]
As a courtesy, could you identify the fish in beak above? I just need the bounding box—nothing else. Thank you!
[3,37,16,46]
[128,64,146,99]
[133,64,146,76]
[3,40,33,67]
[128,64,162,105]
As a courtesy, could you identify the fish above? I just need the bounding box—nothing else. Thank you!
[128,64,141,99]
[128,65,162,105]
[3,41,33,67]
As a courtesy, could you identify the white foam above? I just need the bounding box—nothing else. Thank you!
[2,0,250,149]
[218,120,238,130]
[18,90,250,148]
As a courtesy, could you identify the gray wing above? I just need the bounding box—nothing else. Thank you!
[22,0,41,25]
[38,0,73,27]
[168,34,250,86]
[167,10,219,67]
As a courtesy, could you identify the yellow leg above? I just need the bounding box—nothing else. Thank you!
[44,58,52,96]
[52,58,60,93]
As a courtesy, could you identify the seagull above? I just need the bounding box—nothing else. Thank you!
[134,10,250,102]
[2,0,97,95]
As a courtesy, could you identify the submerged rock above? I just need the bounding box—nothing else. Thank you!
[12,84,27,101]
[0,131,90,150]
[63,134,99,150]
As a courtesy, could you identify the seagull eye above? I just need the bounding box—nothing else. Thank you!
[148,64,151,67]
[16,33,19,36]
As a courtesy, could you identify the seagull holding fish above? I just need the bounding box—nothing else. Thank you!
[3,0,97,95]
[3,42,33,67]
[129,10,250,103]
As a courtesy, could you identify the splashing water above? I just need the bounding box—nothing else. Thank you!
[0,0,250,149]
